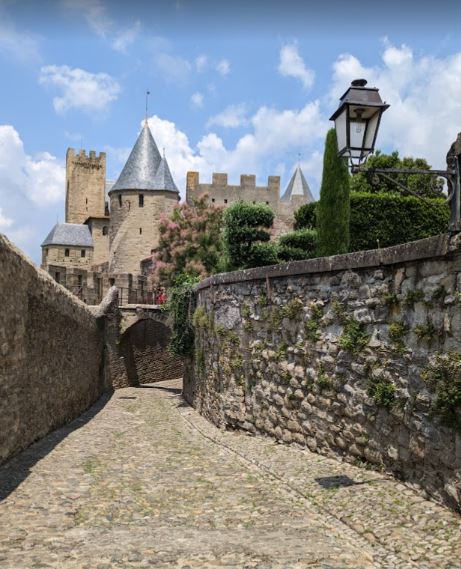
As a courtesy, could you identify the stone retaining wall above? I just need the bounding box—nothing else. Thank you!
[0,235,105,464]
[184,234,461,511]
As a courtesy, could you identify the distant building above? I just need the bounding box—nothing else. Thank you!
[41,120,315,304]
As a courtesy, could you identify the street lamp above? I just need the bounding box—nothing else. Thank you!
[329,79,389,164]
[331,79,461,233]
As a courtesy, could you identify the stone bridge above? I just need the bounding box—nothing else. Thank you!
[119,304,168,335]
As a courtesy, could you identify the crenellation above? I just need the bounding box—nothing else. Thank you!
[212,172,228,186]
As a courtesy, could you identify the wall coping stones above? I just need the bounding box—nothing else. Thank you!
[196,233,453,290]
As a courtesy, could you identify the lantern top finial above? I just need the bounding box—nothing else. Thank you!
[351,78,367,87]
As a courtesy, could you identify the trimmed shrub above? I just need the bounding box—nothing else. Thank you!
[349,192,449,251]
[317,129,350,256]
[294,202,317,230]
[278,229,318,262]
[223,201,275,270]
[295,194,449,252]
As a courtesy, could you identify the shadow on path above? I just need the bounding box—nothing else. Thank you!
[0,392,113,503]
[136,384,182,395]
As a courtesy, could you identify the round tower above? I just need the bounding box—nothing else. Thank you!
[108,122,179,275]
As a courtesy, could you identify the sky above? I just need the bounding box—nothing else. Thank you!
[2,0,461,264]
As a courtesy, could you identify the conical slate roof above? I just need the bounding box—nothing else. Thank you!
[154,156,178,192]
[41,223,93,247]
[111,122,163,192]
[281,166,315,203]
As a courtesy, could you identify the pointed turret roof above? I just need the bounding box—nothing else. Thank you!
[281,165,315,203]
[154,155,178,192]
[111,122,163,192]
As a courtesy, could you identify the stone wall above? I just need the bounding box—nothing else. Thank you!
[184,234,461,511]
[0,235,105,464]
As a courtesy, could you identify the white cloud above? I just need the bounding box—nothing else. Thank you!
[142,100,326,199]
[153,52,192,84]
[207,104,248,128]
[195,54,208,72]
[0,208,13,228]
[112,20,140,53]
[278,44,314,90]
[330,41,461,169]
[216,59,230,76]
[0,125,65,262]
[39,65,120,114]
[62,0,112,38]
[191,92,204,109]
[0,12,40,63]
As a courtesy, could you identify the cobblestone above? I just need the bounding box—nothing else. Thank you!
[0,379,459,568]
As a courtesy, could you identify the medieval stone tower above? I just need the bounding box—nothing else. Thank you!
[65,149,106,224]
[108,121,179,275]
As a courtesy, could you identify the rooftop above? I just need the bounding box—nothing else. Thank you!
[281,166,315,203]
[41,223,93,248]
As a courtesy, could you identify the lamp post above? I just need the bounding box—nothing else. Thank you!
[330,79,461,233]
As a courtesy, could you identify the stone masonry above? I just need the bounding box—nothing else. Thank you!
[0,234,105,464]
[185,233,461,512]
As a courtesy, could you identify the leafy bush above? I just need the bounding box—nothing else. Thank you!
[350,150,444,198]
[349,193,449,252]
[294,202,317,230]
[277,229,318,262]
[166,274,200,356]
[223,201,275,270]
[317,129,350,256]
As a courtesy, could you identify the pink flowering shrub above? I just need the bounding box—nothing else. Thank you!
[150,195,224,286]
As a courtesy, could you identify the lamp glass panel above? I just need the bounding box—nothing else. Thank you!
[349,118,366,151]
[334,108,348,154]
[364,111,380,150]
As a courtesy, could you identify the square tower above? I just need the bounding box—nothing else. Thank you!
[65,148,106,224]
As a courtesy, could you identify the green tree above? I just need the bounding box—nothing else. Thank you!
[317,129,350,256]
[151,196,223,287]
[223,201,277,270]
[350,150,444,198]
[277,229,318,262]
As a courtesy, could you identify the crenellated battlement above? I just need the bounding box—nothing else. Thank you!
[67,148,106,164]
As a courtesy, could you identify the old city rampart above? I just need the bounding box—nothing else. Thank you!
[184,233,461,511]
[0,235,181,464]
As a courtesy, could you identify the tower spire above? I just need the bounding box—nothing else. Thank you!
[145,90,150,125]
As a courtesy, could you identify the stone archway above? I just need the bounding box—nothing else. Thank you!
[119,318,184,386]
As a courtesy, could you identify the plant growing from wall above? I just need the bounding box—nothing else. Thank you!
[166,274,200,356]
[151,195,224,287]
[404,289,425,306]
[388,321,408,352]
[367,376,396,409]
[316,128,350,256]
[422,352,461,431]
[414,319,439,342]
[304,303,324,342]
[223,201,277,270]
[338,317,369,354]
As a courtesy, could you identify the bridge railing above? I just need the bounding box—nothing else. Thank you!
[117,288,168,306]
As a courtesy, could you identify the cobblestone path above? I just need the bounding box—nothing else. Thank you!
[0,380,459,569]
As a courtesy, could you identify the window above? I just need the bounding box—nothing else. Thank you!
[211,198,215,203]
[81,249,86,258]
[139,227,142,234]
[102,226,108,236]
[55,272,60,284]
[266,201,269,205]
[224,199,228,204]
[65,248,70,257]
[77,275,83,286]
[118,194,122,207]
[85,198,88,204]
[139,194,144,207]
[109,278,115,286]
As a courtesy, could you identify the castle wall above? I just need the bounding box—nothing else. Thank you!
[65,149,106,224]
[186,171,297,236]
[42,245,93,269]
[108,190,178,274]
[0,235,105,465]
[185,234,461,512]
[86,217,110,266]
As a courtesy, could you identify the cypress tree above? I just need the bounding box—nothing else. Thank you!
[317,128,350,256]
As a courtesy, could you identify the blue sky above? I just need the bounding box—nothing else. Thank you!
[2,0,461,263]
